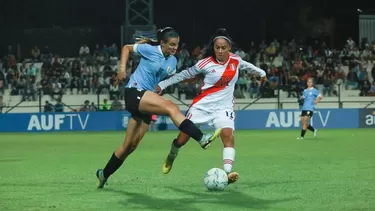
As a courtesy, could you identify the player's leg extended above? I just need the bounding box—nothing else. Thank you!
[139,91,221,148]
[97,117,149,188]
[162,132,190,174]
[221,128,238,184]
[214,110,238,184]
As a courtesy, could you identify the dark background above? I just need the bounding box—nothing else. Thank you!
[1,0,375,56]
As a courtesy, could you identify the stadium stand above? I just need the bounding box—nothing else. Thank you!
[1,38,375,113]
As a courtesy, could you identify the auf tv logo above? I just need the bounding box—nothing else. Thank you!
[265,110,331,128]
[364,111,375,126]
[27,114,90,131]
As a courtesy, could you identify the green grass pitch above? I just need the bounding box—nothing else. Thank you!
[0,129,374,211]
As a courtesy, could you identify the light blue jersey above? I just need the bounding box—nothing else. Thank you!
[302,87,321,111]
[126,44,177,92]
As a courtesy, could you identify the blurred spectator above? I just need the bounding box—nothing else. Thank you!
[100,99,111,111]
[362,46,372,64]
[347,37,355,50]
[335,65,346,85]
[266,43,276,63]
[44,101,54,112]
[345,68,359,90]
[235,48,246,59]
[323,75,333,96]
[41,75,51,95]
[236,74,248,97]
[54,99,64,112]
[93,44,101,57]
[149,115,157,132]
[0,72,4,95]
[111,96,123,111]
[109,43,118,57]
[80,100,90,112]
[51,80,63,100]
[23,77,36,101]
[109,73,119,100]
[31,46,40,61]
[368,81,375,96]
[82,76,90,94]
[79,44,90,58]
[287,76,301,98]
[70,76,81,94]
[248,77,259,98]
[0,96,4,114]
[359,76,371,96]
[41,46,53,63]
[89,102,97,112]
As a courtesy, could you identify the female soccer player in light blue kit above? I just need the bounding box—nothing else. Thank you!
[96,27,222,188]
[298,78,322,139]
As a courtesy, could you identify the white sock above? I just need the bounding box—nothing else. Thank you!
[223,147,235,173]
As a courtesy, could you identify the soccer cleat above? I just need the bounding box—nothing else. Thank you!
[297,137,304,140]
[199,128,222,149]
[162,154,177,174]
[227,172,239,184]
[96,169,107,188]
[313,129,318,138]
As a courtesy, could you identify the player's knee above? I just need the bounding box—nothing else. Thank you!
[166,103,180,117]
[221,129,234,147]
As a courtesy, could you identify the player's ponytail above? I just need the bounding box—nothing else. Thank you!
[157,27,179,44]
[135,27,177,46]
[135,37,158,45]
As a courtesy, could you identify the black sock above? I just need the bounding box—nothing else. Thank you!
[103,153,124,179]
[173,138,183,148]
[169,139,181,156]
[307,125,315,132]
[178,119,203,141]
[300,130,306,138]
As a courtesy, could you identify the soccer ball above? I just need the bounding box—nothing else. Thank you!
[203,168,228,191]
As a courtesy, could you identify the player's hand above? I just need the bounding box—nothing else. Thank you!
[155,85,163,95]
[116,71,126,85]
[260,76,268,83]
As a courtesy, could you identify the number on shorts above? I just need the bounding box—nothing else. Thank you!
[225,111,234,119]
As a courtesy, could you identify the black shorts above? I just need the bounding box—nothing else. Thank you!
[301,110,314,118]
[124,88,152,124]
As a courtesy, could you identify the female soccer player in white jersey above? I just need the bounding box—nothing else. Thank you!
[96,27,222,188]
[298,78,322,139]
[155,28,267,184]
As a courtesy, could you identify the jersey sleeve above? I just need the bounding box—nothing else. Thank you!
[158,60,205,90]
[133,44,154,59]
[238,58,266,77]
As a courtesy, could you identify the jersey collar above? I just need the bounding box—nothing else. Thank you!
[157,45,171,58]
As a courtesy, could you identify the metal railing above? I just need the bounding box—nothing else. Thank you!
[1,86,375,114]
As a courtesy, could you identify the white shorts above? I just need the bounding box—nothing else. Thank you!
[185,107,235,130]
